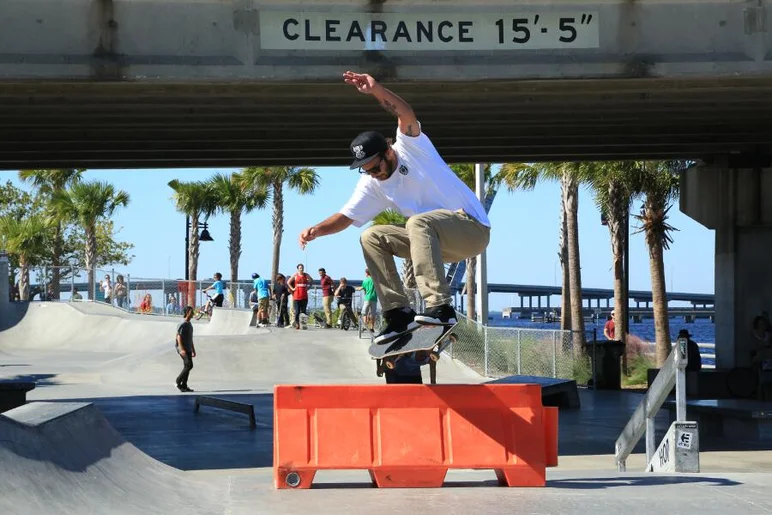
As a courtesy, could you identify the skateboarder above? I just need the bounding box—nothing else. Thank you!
[175,306,197,393]
[298,71,491,345]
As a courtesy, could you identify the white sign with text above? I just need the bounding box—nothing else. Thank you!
[259,11,600,51]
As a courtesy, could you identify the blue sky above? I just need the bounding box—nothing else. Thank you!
[0,166,715,310]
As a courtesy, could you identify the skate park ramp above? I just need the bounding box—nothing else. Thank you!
[4,303,772,514]
[0,301,482,398]
[0,401,226,515]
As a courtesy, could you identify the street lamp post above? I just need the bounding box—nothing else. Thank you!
[184,216,214,281]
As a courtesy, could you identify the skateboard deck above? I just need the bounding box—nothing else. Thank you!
[312,313,326,327]
[299,313,308,330]
[368,323,457,370]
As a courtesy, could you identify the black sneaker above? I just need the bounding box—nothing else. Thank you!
[373,307,419,345]
[415,304,457,326]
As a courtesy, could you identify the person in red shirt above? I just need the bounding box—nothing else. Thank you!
[603,310,616,340]
[287,263,313,330]
[318,268,334,329]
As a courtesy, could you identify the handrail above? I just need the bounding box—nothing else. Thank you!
[614,338,688,471]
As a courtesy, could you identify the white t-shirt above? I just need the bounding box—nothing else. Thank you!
[340,125,491,228]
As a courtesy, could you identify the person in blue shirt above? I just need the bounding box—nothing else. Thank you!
[202,272,226,313]
[252,273,271,327]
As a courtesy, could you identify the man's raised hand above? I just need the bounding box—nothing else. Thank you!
[343,71,378,95]
[299,227,316,250]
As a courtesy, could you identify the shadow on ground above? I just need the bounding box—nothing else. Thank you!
[0,373,59,386]
[548,475,742,489]
[57,393,273,471]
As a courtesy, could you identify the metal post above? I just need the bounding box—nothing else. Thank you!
[483,324,489,377]
[516,330,522,375]
[184,215,190,281]
[552,331,558,378]
[162,278,166,314]
[474,163,488,325]
[126,274,131,309]
[0,252,9,311]
[646,416,656,464]
[592,329,597,389]
[676,360,687,422]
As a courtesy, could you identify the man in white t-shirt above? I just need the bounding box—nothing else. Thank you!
[299,71,491,345]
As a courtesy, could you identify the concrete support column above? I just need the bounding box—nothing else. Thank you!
[681,161,772,367]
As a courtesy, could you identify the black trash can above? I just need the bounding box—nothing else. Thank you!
[585,340,625,390]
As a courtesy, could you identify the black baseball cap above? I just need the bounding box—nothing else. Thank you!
[349,131,388,169]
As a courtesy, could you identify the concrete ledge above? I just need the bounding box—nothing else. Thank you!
[194,396,256,429]
[485,375,580,409]
[0,381,36,413]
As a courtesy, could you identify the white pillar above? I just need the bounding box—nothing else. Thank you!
[475,163,489,324]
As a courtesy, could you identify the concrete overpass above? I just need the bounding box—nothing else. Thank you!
[3,0,772,168]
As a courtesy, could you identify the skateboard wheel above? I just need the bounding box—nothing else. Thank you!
[448,333,458,344]
[285,471,302,488]
[429,351,440,362]
[385,359,396,370]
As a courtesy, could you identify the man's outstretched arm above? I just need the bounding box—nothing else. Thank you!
[343,71,420,137]
[299,213,354,249]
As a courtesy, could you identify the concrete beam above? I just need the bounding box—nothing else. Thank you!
[0,1,772,166]
[2,0,772,82]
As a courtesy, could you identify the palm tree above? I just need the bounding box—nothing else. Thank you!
[208,172,268,288]
[634,160,682,366]
[449,164,494,320]
[0,214,51,301]
[498,162,587,348]
[51,181,129,301]
[238,167,319,285]
[168,179,217,306]
[18,169,83,299]
[586,161,641,367]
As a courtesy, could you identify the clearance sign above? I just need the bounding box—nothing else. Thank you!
[259,11,600,51]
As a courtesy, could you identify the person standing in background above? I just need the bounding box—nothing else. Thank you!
[287,264,313,330]
[319,268,334,328]
[175,306,196,393]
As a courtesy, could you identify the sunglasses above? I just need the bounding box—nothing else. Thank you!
[358,153,384,175]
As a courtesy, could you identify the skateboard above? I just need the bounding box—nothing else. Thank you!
[299,313,308,330]
[312,312,327,328]
[368,323,458,371]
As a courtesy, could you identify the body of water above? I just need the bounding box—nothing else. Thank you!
[487,311,716,366]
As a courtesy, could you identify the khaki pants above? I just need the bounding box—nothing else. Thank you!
[322,295,333,325]
[360,209,490,312]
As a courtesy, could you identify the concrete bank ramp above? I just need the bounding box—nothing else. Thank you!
[0,402,226,515]
[0,302,179,353]
[0,301,482,392]
[200,308,259,336]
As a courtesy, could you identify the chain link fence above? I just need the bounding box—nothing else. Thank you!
[448,312,581,380]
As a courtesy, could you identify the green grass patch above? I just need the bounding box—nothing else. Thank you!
[623,354,656,387]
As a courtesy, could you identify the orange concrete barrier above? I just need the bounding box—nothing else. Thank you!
[274,384,559,489]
